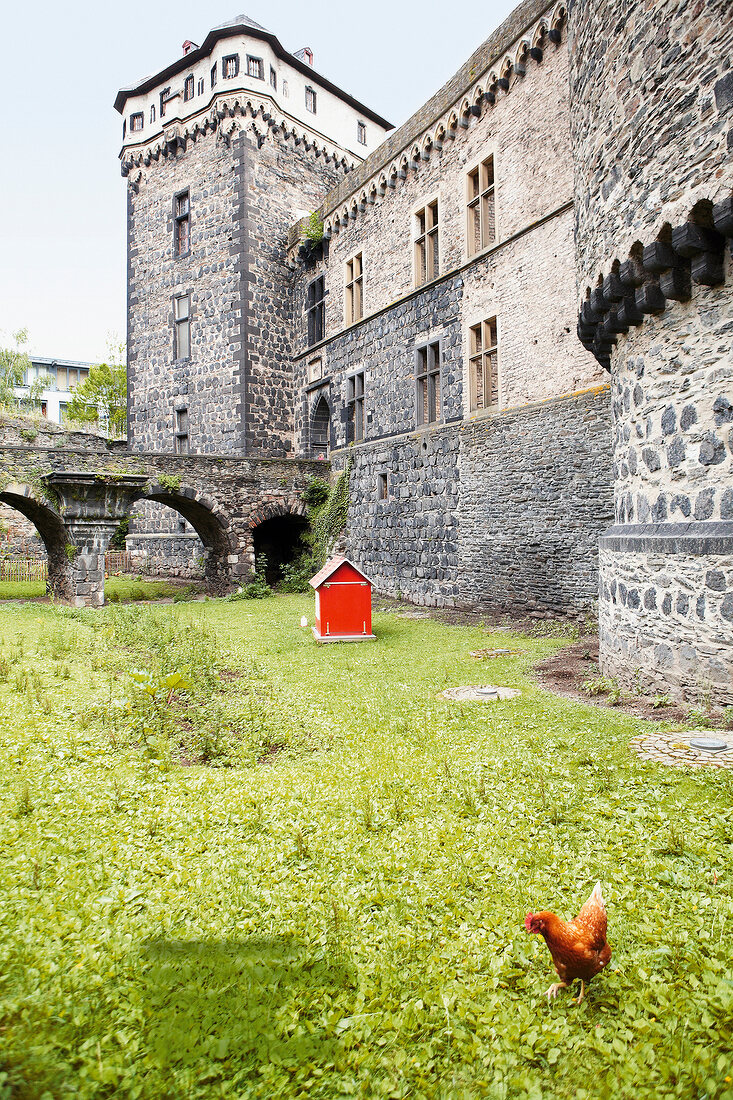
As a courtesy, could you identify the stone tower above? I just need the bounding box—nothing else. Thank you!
[115,15,392,459]
[569,0,733,703]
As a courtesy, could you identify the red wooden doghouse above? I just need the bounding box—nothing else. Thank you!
[309,556,376,642]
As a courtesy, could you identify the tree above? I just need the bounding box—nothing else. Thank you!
[0,329,32,408]
[68,345,127,436]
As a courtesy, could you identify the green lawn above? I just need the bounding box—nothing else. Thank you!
[0,576,200,603]
[0,596,731,1099]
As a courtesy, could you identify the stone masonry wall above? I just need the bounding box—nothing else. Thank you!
[339,386,613,613]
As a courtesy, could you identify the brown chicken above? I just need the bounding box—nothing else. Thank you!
[524,882,611,1004]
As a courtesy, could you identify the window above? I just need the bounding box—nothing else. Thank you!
[469,318,498,411]
[347,371,365,442]
[174,190,190,257]
[223,54,240,79]
[415,340,441,425]
[150,104,156,123]
[130,112,143,132]
[123,120,126,138]
[246,55,263,80]
[305,86,317,113]
[56,368,67,390]
[58,402,68,426]
[160,87,171,117]
[357,120,367,145]
[414,199,439,286]
[270,66,277,89]
[174,296,191,359]
[211,63,218,88]
[378,472,388,501]
[306,276,325,346]
[197,77,204,96]
[184,74,194,101]
[467,156,496,257]
[345,253,363,324]
[175,407,189,453]
[282,80,289,97]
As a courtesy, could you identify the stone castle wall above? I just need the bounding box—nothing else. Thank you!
[569,0,733,702]
[338,386,613,613]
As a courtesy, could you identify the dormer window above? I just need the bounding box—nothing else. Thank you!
[223,54,239,79]
[305,86,317,114]
[184,74,194,101]
[247,55,263,80]
[130,112,144,133]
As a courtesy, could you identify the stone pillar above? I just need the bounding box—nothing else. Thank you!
[64,520,120,607]
[45,472,150,608]
[569,0,733,704]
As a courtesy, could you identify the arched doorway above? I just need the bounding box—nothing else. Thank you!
[310,395,331,459]
[252,513,309,586]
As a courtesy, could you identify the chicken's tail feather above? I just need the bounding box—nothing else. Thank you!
[590,881,605,909]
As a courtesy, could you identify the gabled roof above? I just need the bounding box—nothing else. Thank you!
[114,15,393,130]
[309,555,373,589]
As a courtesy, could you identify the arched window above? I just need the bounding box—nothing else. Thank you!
[310,395,330,459]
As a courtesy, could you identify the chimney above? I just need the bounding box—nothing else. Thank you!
[294,47,314,66]
[182,40,198,55]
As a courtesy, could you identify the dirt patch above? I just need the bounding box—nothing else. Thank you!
[219,668,244,682]
[534,637,691,723]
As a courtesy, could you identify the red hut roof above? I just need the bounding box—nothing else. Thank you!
[309,555,373,589]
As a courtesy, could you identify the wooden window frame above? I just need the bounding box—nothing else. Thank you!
[357,120,367,145]
[183,74,194,101]
[246,55,263,80]
[415,339,442,426]
[347,370,365,443]
[377,472,388,501]
[174,189,190,258]
[345,253,363,325]
[468,317,499,411]
[197,77,204,96]
[305,86,317,114]
[466,155,496,258]
[130,112,144,132]
[306,276,325,346]
[270,66,277,90]
[174,295,191,360]
[223,54,240,79]
[413,198,440,288]
[210,63,218,88]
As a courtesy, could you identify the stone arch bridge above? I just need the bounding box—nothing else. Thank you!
[0,421,325,605]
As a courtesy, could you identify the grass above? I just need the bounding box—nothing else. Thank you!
[0,576,200,603]
[0,595,731,1099]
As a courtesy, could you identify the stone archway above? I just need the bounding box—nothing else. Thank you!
[138,484,239,594]
[0,483,71,599]
[248,498,310,585]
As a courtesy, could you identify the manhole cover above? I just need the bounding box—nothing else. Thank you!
[441,684,521,702]
[689,737,730,752]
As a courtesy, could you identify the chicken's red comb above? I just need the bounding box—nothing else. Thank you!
[524,913,534,930]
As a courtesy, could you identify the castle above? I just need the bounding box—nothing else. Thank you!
[114,0,732,705]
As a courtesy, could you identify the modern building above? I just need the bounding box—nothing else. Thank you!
[115,1,733,704]
[14,357,91,426]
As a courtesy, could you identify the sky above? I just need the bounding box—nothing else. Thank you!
[1,0,518,364]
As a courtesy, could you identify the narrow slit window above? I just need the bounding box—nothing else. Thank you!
[211,63,218,88]
[174,295,191,360]
[469,318,499,410]
[197,77,204,96]
[174,190,190,257]
[416,340,441,425]
[175,407,189,453]
[305,86,317,113]
[467,156,496,256]
[345,253,363,324]
[357,121,367,145]
[414,199,439,287]
[347,371,365,442]
[378,472,388,500]
[270,66,277,90]
[306,276,325,346]
[150,104,156,123]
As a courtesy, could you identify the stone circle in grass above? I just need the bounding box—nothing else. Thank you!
[442,684,521,702]
[631,729,733,768]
